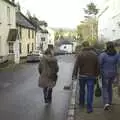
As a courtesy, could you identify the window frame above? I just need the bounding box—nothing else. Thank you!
[7,6,11,25]
[32,30,34,39]
[28,29,30,39]
[32,43,34,51]
[9,42,14,54]
[19,27,22,39]
[19,43,22,54]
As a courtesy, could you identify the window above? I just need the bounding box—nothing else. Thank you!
[32,30,34,38]
[64,46,67,49]
[0,4,2,24]
[9,42,14,53]
[19,27,22,39]
[32,43,34,51]
[7,6,10,25]
[41,37,45,41]
[0,36,1,53]
[27,44,30,54]
[19,43,22,54]
[28,29,30,38]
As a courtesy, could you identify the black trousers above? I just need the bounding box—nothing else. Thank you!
[43,87,53,101]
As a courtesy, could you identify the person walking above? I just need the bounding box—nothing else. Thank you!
[72,41,100,113]
[38,49,59,104]
[99,41,119,110]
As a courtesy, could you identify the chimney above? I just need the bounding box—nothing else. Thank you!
[16,2,21,12]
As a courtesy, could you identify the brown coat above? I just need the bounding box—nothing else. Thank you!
[72,47,100,79]
[38,56,59,88]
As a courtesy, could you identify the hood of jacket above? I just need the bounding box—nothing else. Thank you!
[43,55,57,63]
[105,49,117,56]
[82,47,95,52]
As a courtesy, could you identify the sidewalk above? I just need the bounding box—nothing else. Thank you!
[75,87,120,120]
[0,59,26,71]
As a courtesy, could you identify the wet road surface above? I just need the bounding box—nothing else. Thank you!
[0,55,75,120]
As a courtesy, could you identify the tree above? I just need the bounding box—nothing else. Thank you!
[54,29,64,41]
[54,31,60,41]
[84,2,99,16]
[82,2,99,44]
[76,18,98,45]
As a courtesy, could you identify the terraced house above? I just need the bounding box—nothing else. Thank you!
[0,0,18,63]
[16,5,36,58]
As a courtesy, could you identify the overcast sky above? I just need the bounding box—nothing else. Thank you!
[16,0,104,29]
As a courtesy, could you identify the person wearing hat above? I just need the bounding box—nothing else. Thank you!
[72,41,100,113]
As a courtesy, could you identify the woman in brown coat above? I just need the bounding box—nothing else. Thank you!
[38,49,59,104]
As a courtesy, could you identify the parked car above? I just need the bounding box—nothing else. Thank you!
[27,50,43,62]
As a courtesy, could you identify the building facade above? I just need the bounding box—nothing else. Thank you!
[47,28,55,47]
[98,0,120,41]
[0,0,18,63]
[16,11,36,57]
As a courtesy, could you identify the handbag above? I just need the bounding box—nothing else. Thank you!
[95,81,102,97]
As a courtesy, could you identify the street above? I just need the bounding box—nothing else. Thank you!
[0,55,75,120]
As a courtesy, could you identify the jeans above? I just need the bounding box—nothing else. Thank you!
[79,76,95,111]
[102,77,113,105]
[43,87,52,102]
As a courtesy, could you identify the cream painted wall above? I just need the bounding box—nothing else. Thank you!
[0,0,16,56]
[18,26,36,57]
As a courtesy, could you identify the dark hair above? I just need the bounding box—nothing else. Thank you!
[105,41,116,55]
[44,49,52,55]
[82,41,90,47]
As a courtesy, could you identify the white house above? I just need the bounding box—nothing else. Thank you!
[59,44,73,53]
[47,28,55,46]
[29,17,49,52]
[98,0,120,42]
[56,39,73,53]
[0,0,19,63]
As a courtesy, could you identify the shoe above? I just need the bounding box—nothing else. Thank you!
[87,109,93,113]
[44,97,49,103]
[79,104,85,109]
[104,104,110,111]
[48,97,52,104]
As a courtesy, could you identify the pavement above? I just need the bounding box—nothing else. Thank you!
[0,55,75,120]
[75,83,120,120]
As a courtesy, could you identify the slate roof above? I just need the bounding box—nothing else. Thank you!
[3,0,16,7]
[39,20,48,27]
[16,12,35,29]
[29,17,48,33]
[29,17,42,31]
[41,29,48,33]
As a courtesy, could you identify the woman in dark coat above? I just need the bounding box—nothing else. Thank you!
[38,49,59,104]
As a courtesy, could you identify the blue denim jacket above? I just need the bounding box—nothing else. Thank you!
[99,52,120,78]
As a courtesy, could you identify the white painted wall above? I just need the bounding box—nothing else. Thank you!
[72,41,77,52]
[47,28,55,46]
[59,44,73,53]
[36,31,49,51]
[0,0,16,56]
[98,0,120,41]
